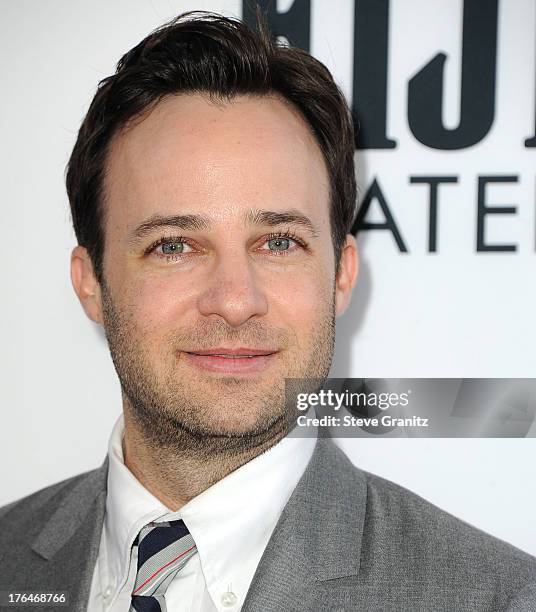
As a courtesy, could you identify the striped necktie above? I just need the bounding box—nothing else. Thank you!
[129,519,198,612]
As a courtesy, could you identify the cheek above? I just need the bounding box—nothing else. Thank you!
[119,273,198,331]
[265,265,333,328]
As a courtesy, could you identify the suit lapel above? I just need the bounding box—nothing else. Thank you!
[242,435,367,611]
[32,458,108,560]
[30,457,108,612]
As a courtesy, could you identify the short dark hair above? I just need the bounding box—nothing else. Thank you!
[66,9,357,284]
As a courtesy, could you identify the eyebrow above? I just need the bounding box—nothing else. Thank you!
[129,213,210,244]
[129,208,320,244]
[245,208,319,237]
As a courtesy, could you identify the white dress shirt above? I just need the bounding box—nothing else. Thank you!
[86,415,316,612]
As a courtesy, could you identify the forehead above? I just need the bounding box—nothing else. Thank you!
[103,92,330,230]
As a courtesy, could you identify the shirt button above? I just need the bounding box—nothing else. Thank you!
[103,585,113,602]
[220,591,238,607]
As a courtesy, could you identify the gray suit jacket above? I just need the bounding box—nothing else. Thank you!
[1,438,535,612]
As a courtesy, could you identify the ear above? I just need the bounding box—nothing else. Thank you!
[335,234,359,316]
[70,246,104,325]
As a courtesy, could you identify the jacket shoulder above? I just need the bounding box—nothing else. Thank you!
[359,467,536,605]
[0,468,102,537]
[362,468,536,562]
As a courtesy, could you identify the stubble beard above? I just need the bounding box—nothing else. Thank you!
[100,280,336,461]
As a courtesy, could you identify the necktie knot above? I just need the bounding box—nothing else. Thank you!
[130,519,197,612]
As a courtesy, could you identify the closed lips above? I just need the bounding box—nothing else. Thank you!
[192,354,259,358]
[185,350,276,357]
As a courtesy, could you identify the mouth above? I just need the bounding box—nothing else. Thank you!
[181,347,278,374]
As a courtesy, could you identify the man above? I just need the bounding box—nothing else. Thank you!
[0,9,535,612]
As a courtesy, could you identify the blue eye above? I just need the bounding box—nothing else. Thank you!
[161,241,185,254]
[261,231,306,255]
[267,237,291,251]
[148,237,193,261]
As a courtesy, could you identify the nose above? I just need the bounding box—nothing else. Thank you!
[197,250,269,328]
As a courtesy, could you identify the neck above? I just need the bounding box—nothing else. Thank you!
[121,407,288,511]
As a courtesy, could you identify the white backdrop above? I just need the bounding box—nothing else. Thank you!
[1,0,535,555]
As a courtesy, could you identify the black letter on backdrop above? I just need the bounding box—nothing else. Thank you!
[410,176,458,252]
[526,121,536,147]
[477,176,518,252]
[353,0,396,150]
[352,179,408,251]
[242,0,310,51]
[408,0,498,149]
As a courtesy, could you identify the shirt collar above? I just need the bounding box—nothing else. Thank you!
[104,414,317,608]
[104,416,169,589]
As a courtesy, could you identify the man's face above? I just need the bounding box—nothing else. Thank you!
[78,93,356,443]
